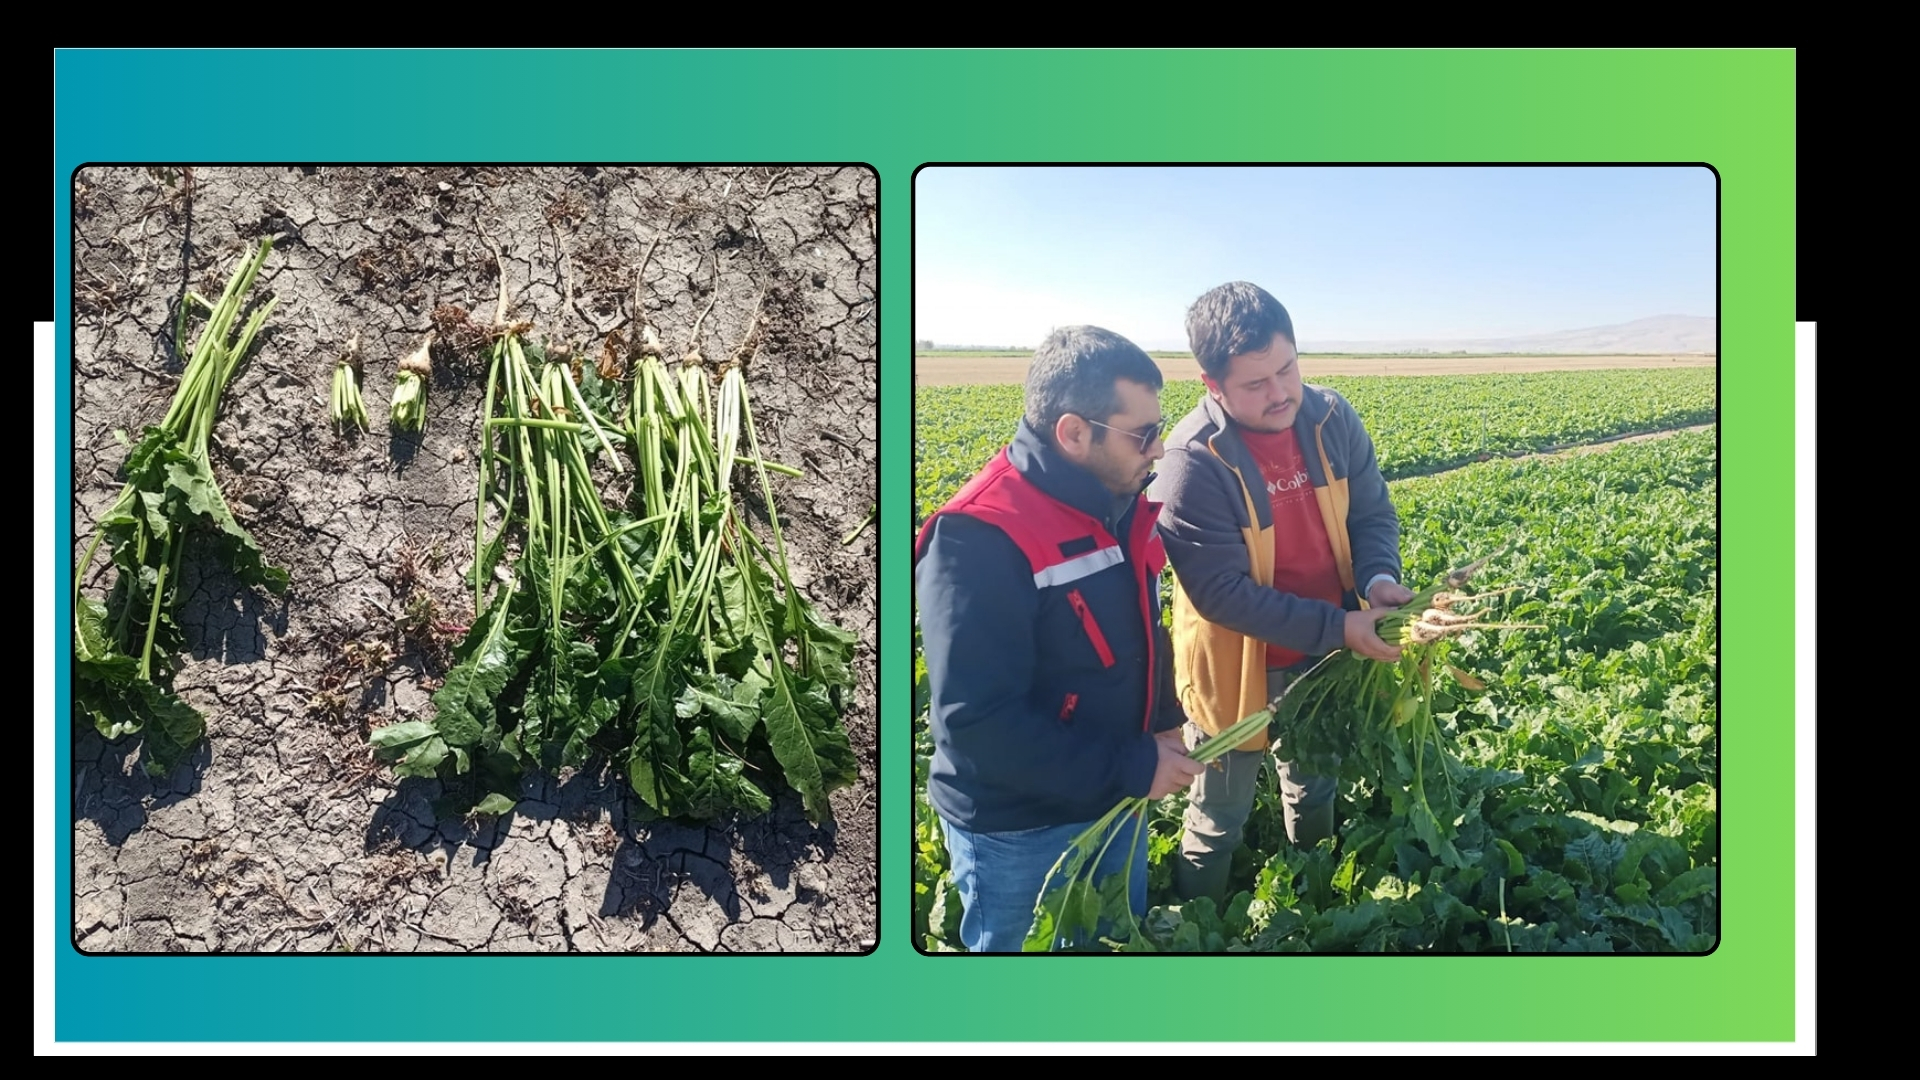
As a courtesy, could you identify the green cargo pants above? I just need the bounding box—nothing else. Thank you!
[1172,667,1337,906]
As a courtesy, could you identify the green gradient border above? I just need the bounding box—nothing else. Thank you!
[52,49,1793,1043]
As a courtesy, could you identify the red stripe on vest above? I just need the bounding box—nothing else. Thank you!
[914,446,1166,733]
[1066,589,1117,667]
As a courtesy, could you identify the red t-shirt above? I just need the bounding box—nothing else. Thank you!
[1238,426,1343,668]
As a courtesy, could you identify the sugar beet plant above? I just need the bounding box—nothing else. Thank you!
[371,304,857,824]
[622,347,859,823]
[1025,557,1538,952]
[1268,560,1540,871]
[73,237,288,776]
[1024,704,1278,952]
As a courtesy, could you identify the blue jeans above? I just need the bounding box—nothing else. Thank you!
[941,811,1152,953]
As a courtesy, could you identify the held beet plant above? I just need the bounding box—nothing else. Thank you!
[73,237,287,776]
[1024,705,1279,952]
[1269,559,1541,869]
[1024,557,1542,952]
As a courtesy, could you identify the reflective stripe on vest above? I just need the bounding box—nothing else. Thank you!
[914,447,1165,731]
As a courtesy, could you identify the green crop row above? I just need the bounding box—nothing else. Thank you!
[915,369,1717,526]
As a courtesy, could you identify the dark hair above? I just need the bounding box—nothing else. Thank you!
[1023,325,1163,447]
[1185,282,1297,382]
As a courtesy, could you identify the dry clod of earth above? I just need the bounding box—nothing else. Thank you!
[71,165,877,953]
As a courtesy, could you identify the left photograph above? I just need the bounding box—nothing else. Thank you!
[68,165,878,953]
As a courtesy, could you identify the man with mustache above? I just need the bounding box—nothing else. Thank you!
[915,324,1204,951]
[1149,282,1412,906]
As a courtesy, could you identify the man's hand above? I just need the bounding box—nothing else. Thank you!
[1148,737,1207,799]
[1368,579,1415,609]
[1344,607,1404,663]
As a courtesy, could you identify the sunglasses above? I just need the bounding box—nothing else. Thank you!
[1082,416,1166,453]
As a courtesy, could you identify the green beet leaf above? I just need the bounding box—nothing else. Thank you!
[472,793,517,816]
[759,661,858,824]
[430,597,529,752]
[1654,864,1717,907]
[163,455,288,594]
[685,727,773,819]
[674,670,768,745]
[785,592,858,687]
[369,722,452,779]
[627,630,693,816]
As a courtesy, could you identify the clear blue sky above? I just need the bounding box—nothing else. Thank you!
[913,166,1717,351]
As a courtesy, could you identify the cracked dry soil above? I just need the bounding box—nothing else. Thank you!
[69,166,878,953]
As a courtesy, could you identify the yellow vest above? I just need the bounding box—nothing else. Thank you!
[1170,417,1358,753]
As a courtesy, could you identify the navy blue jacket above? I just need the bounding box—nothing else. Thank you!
[914,420,1186,833]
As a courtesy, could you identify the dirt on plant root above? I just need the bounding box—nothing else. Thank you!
[69,165,878,953]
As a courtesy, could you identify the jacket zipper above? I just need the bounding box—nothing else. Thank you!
[1131,513,1157,732]
[1066,589,1117,668]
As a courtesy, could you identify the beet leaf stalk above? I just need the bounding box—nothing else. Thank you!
[330,331,368,431]
[72,236,287,776]
[1023,704,1279,952]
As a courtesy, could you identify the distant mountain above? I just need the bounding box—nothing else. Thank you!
[1303,315,1716,355]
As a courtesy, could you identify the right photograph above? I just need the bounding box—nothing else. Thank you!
[911,165,1719,954]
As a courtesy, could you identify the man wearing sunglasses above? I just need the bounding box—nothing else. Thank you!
[1149,282,1412,907]
[914,325,1203,952]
